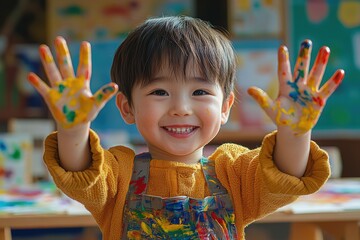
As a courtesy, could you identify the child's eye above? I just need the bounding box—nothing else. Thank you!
[150,89,168,96]
[193,89,209,96]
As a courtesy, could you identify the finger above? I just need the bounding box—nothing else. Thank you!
[248,87,273,111]
[277,45,292,91]
[293,39,312,84]
[76,41,92,81]
[28,72,51,98]
[39,45,62,86]
[28,72,66,124]
[248,87,279,124]
[308,46,330,91]
[93,83,119,107]
[318,69,345,104]
[54,36,75,79]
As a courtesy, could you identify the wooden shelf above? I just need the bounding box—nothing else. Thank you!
[213,128,270,144]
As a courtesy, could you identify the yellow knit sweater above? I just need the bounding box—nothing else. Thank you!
[43,130,330,240]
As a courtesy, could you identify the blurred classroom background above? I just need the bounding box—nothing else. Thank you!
[0,0,359,239]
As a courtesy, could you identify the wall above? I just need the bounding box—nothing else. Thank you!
[0,1,359,178]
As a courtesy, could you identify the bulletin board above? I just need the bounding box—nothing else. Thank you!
[289,0,360,135]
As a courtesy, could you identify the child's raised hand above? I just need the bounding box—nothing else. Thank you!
[28,36,118,129]
[247,39,344,135]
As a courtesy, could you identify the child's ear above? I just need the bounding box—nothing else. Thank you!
[116,92,135,124]
[221,91,235,125]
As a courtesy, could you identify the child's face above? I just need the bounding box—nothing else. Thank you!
[117,63,234,163]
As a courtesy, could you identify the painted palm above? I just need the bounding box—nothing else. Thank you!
[248,40,345,135]
[28,36,118,129]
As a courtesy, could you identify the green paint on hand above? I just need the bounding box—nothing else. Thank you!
[298,69,304,79]
[66,111,76,123]
[62,105,76,122]
[96,94,103,102]
[63,105,69,114]
[58,84,66,93]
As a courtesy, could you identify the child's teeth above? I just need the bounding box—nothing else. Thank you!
[167,127,193,133]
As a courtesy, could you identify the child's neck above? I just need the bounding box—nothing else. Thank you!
[147,147,204,164]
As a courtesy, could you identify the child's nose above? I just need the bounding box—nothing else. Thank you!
[169,95,193,116]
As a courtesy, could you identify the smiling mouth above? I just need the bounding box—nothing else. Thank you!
[163,126,197,134]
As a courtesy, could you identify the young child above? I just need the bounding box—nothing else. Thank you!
[28,16,344,240]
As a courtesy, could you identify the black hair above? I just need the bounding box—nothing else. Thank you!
[111,15,236,106]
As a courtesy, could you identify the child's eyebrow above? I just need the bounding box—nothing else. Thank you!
[192,76,214,85]
[147,75,212,85]
[193,76,208,82]
[140,76,167,87]
[149,76,167,83]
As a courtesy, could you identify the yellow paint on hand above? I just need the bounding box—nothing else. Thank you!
[43,50,54,63]
[55,39,70,57]
[296,106,320,133]
[79,44,90,65]
[63,77,84,95]
[69,98,78,107]
[248,88,270,108]
[308,76,317,91]
[48,89,62,103]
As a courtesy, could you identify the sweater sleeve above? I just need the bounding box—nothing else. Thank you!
[212,131,330,226]
[43,129,135,228]
[259,131,330,195]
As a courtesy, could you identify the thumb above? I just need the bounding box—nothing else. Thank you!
[247,86,273,110]
[28,72,50,99]
[93,82,118,108]
[248,86,277,123]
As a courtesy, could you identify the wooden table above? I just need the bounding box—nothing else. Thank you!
[0,214,97,240]
[1,210,359,240]
[1,178,359,240]
[260,210,360,240]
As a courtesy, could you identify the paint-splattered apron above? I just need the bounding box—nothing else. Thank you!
[122,152,238,239]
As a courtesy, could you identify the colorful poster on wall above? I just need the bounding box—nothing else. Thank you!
[0,134,32,189]
[218,40,279,138]
[289,0,360,135]
[228,0,283,38]
[47,0,194,42]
